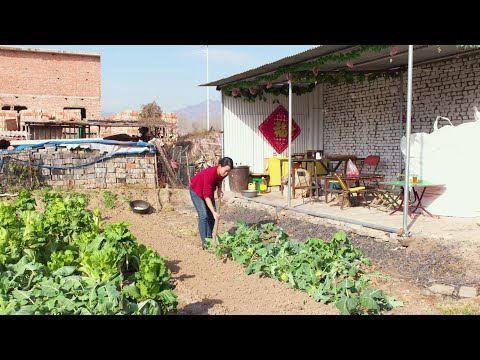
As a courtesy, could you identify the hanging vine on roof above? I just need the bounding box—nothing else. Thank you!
[222,45,480,102]
[220,45,407,102]
[221,45,392,93]
[224,70,401,102]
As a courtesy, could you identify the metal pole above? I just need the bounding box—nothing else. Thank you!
[399,71,404,175]
[287,78,292,208]
[221,90,224,158]
[403,46,414,233]
[221,89,225,193]
[206,45,210,131]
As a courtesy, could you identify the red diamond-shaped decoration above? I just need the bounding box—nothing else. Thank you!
[258,105,301,154]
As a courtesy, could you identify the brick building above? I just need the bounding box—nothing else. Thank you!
[99,110,178,142]
[0,45,101,120]
[0,45,179,143]
[208,45,480,184]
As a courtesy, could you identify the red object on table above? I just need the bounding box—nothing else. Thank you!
[258,105,301,154]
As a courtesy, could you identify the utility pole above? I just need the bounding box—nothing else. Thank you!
[206,45,210,131]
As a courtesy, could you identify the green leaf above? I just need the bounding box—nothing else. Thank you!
[16,305,37,315]
[362,288,387,300]
[79,307,93,315]
[359,292,381,312]
[12,289,33,304]
[122,284,141,299]
[39,284,60,297]
[335,296,358,315]
[137,299,161,315]
[388,297,404,308]
[52,266,77,277]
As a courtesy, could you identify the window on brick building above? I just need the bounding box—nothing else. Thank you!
[63,107,86,119]
[1,105,27,111]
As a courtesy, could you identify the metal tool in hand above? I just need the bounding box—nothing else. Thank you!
[211,196,222,246]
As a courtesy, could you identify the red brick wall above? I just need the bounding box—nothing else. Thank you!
[0,47,101,118]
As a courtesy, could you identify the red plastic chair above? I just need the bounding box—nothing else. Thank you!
[360,155,380,174]
[359,155,380,188]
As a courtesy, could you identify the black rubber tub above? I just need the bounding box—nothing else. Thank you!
[130,200,151,214]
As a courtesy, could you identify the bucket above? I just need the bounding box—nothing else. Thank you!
[229,165,250,192]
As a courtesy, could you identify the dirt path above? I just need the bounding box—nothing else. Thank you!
[84,187,480,315]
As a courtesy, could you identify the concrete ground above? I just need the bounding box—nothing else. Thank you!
[225,188,480,242]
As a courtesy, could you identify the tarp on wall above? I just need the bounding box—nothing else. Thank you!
[0,139,157,170]
[11,138,157,154]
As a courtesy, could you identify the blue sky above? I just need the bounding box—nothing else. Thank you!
[17,45,316,114]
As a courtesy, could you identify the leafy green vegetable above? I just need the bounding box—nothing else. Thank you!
[207,221,400,315]
[0,190,177,315]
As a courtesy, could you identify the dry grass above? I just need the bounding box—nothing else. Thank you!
[436,303,480,315]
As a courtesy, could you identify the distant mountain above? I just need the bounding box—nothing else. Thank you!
[175,100,222,134]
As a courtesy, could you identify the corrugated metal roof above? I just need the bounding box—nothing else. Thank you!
[201,45,350,87]
[202,45,480,88]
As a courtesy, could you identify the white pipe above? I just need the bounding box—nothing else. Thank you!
[287,78,292,207]
[403,46,413,233]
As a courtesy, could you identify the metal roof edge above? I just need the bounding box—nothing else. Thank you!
[198,45,356,87]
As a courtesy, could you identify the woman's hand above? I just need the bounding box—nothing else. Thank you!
[213,211,220,221]
[217,189,224,198]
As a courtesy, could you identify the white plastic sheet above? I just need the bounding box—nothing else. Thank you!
[400,108,480,217]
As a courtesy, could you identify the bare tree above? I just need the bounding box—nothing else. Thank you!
[139,101,163,138]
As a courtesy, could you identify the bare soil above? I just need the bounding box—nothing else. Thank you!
[42,186,480,315]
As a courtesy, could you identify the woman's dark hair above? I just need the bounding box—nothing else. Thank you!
[219,157,234,168]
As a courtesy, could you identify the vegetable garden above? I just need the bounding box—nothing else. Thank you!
[206,221,402,315]
[0,190,177,315]
[0,188,407,315]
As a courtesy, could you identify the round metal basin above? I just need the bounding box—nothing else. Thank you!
[240,189,258,198]
[130,200,151,214]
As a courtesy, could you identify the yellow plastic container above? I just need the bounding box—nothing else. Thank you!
[266,157,289,186]
[259,177,268,192]
[248,182,256,190]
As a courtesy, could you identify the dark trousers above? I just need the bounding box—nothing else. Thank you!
[189,188,216,247]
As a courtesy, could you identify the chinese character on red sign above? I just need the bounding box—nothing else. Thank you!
[258,105,301,154]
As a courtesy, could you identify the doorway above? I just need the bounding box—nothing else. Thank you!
[63,107,86,119]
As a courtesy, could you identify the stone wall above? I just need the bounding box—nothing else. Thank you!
[0,146,156,189]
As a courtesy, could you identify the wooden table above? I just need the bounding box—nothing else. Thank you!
[323,155,364,174]
[378,180,445,217]
[323,174,385,203]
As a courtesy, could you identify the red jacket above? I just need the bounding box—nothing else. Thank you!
[190,166,224,200]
